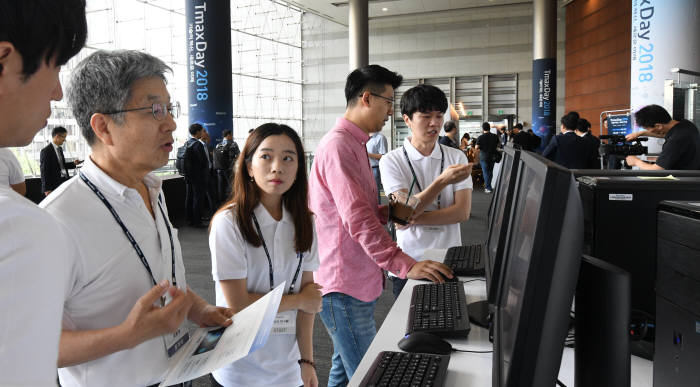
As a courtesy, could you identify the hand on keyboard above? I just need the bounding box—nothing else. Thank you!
[407,260,454,283]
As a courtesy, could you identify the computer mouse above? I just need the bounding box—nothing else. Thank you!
[398,332,453,355]
[441,272,459,282]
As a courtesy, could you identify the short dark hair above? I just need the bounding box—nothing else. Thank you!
[560,111,580,130]
[51,126,68,137]
[222,129,232,137]
[0,1,87,79]
[482,122,491,132]
[635,104,672,128]
[400,84,448,118]
[189,123,204,136]
[443,121,457,133]
[345,64,403,106]
[514,123,523,130]
[576,118,591,133]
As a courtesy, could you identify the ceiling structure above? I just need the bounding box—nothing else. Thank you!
[280,0,537,25]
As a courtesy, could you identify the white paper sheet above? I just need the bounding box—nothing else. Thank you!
[159,282,285,386]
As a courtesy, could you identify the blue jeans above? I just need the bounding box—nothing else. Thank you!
[371,166,382,203]
[480,158,495,190]
[319,292,378,387]
[390,277,408,300]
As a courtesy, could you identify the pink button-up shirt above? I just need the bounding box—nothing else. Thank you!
[309,118,416,302]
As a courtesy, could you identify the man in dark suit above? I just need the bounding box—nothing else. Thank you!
[40,126,82,195]
[576,118,601,169]
[184,123,210,227]
[542,111,591,169]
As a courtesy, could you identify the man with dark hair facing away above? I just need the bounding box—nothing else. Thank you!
[542,111,591,169]
[626,104,700,170]
[476,122,499,193]
[213,129,240,201]
[575,118,601,169]
[40,126,83,195]
[184,123,211,227]
[309,65,454,386]
[0,1,87,384]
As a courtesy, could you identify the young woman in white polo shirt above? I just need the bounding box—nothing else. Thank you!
[379,84,473,299]
[209,123,322,387]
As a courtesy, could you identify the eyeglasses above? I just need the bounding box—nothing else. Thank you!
[370,92,394,105]
[100,101,181,121]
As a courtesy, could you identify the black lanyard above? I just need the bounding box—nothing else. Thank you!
[402,144,445,209]
[79,172,177,288]
[251,212,303,294]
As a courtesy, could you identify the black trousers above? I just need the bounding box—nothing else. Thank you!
[185,177,208,224]
[216,169,232,203]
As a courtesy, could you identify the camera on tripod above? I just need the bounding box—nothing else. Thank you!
[599,135,648,157]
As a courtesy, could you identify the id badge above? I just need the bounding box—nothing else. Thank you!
[271,310,296,335]
[161,291,190,357]
[424,226,443,233]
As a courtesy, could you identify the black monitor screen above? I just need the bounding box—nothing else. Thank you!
[487,153,517,260]
[498,163,545,383]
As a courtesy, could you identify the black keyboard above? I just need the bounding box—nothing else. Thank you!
[407,282,471,338]
[444,245,485,276]
[359,351,450,387]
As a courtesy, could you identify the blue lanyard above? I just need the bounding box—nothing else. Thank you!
[402,144,445,209]
[251,212,303,294]
[79,172,177,288]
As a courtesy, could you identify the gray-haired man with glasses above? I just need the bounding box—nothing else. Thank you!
[39,50,233,387]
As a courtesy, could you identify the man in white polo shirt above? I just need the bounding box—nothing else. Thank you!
[40,50,233,387]
[0,2,86,385]
[379,84,473,298]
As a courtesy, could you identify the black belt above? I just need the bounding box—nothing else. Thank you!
[371,165,380,169]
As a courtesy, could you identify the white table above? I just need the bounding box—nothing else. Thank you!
[349,249,653,386]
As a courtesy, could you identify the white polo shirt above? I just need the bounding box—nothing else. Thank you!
[40,157,188,387]
[210,204,319,387]
[379,139,472,263]
[0,148,24,186]
[0,184,71,386]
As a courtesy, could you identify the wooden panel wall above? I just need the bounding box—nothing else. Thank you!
[565,0,631,136]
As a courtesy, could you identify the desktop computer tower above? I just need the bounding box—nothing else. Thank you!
[655,201,700,387]
[577,176,700,319]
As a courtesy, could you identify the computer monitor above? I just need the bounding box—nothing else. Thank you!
[484,145,521,305]
[493,151,583,387]
[469,145,521,328]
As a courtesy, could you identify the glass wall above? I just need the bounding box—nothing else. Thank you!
[9,0,302,177]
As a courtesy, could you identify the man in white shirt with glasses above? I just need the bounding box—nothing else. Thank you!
[40,50,233,387]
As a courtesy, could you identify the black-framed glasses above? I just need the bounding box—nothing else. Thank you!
[370,92,394,104]
[100,101,180,121]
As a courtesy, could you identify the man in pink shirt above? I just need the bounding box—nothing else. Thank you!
[309,65,453,386]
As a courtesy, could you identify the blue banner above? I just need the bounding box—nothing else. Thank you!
[186,0,233,146]
[532,58,556,151]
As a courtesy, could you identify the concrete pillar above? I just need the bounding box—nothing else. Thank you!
[348,0,368,70]
[531,0,557,150]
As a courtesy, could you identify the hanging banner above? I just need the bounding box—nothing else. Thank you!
[630,0,700,152]
[532,58,556,151]
[186,0,233,146]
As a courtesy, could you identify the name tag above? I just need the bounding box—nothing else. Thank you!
[163,324,190,357]
[161,291,190,357]
[271,311,296,335]
[423,226,443,233]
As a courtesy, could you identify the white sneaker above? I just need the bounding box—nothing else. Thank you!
[484,189,492,193]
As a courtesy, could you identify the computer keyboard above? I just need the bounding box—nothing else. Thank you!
[444,245,485,276]
[359,351,450,387]
[407,282,471,338]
